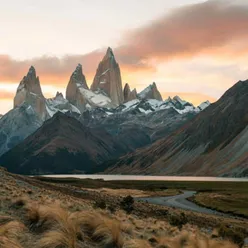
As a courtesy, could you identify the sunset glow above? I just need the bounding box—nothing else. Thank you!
[1,0,248,113]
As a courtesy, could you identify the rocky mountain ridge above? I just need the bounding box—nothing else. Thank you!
[105,80,248,177]
[0,47,212,175]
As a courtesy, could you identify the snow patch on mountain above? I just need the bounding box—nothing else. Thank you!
[79,88,112,107]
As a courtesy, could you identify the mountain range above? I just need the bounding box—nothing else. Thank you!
[0,48,247,177]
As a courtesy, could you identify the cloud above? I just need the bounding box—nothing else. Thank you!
[0,51,104,84]
[1,0,248,85]
[116,0,248,63]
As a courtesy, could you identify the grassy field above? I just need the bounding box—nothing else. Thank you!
[0,168,247,247]
[192,192,248,218]
[36,177,248,218]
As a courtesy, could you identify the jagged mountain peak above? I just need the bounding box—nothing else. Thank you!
[91,48,123,105]
[55,91,64,99]
[124,83,131,91]
[14,66,47,120]
[70,64,88,89]
[16,66,42,94]
[27,65,36,75]
[105,47,114,57]
[123,83,137,103]
[138,82,163,101]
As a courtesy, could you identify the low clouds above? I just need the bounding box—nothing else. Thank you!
[1,0,248,85]
[116,0,248,62]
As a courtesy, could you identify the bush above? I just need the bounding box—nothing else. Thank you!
[107,205,116,214]
[94,199,106,209]
[120,195,134,214]
[219,224,245,247]
[168,213,187,229]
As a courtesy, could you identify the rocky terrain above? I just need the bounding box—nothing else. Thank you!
[91,47,124,106]
[106,80,248,177]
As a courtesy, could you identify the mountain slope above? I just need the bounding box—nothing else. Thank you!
[138,82,163,101]
[0,112,130,175]
[0,103,43,156]
[105,80,248,177]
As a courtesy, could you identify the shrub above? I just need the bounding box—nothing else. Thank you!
[219,224,245,247]
[120,195,134,214]
[168,213,188,229]
[94,199,106,210]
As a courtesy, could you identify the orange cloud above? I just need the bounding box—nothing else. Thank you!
[116,0,248,63]
[0,0,248,86]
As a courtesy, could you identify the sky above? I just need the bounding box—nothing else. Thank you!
[1,0,248,114]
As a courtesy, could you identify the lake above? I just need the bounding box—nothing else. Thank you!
[42,175,248,182]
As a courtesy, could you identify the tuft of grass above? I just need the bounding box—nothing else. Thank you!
[75,211,124,247]
[123,239,151,248]
[0,220,26,248]
[218,224,245,247]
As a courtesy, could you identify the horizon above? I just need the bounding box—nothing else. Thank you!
[1,0,248,113]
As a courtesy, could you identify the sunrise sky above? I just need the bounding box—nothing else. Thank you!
[1,0,248,114]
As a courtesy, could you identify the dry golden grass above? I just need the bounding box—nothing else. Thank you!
[74,211,124,247]
[124,239,152,248]
[0,220,26,248]
[0,168,244,248]
[0,197,242,248]
[153,231,239,248]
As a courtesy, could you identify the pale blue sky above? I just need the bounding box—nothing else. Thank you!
[0,0,205,59]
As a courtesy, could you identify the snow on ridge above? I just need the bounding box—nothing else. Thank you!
[79,88,112,107]
[138,85,152,98]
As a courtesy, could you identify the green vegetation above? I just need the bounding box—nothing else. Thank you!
[192,191,248,218]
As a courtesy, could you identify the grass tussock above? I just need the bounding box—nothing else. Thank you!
[0,220,26,248]
[74,211,124,247]
[23,202,124,248]
[0,195,241,248]
[152,231,238,248]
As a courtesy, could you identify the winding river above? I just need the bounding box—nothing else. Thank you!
[136,191,227,216]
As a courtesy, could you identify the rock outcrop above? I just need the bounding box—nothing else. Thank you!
[123,83,137,103]
[91,47,124,106]
[66,64,113,112]
[66,64,89,112]
[14,66,47,120]
[105,80,248,177]
[46,91,81,117]
[138,82,163,101]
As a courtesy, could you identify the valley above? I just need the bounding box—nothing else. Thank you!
[1,1,248,247]
[0,167,247,248]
